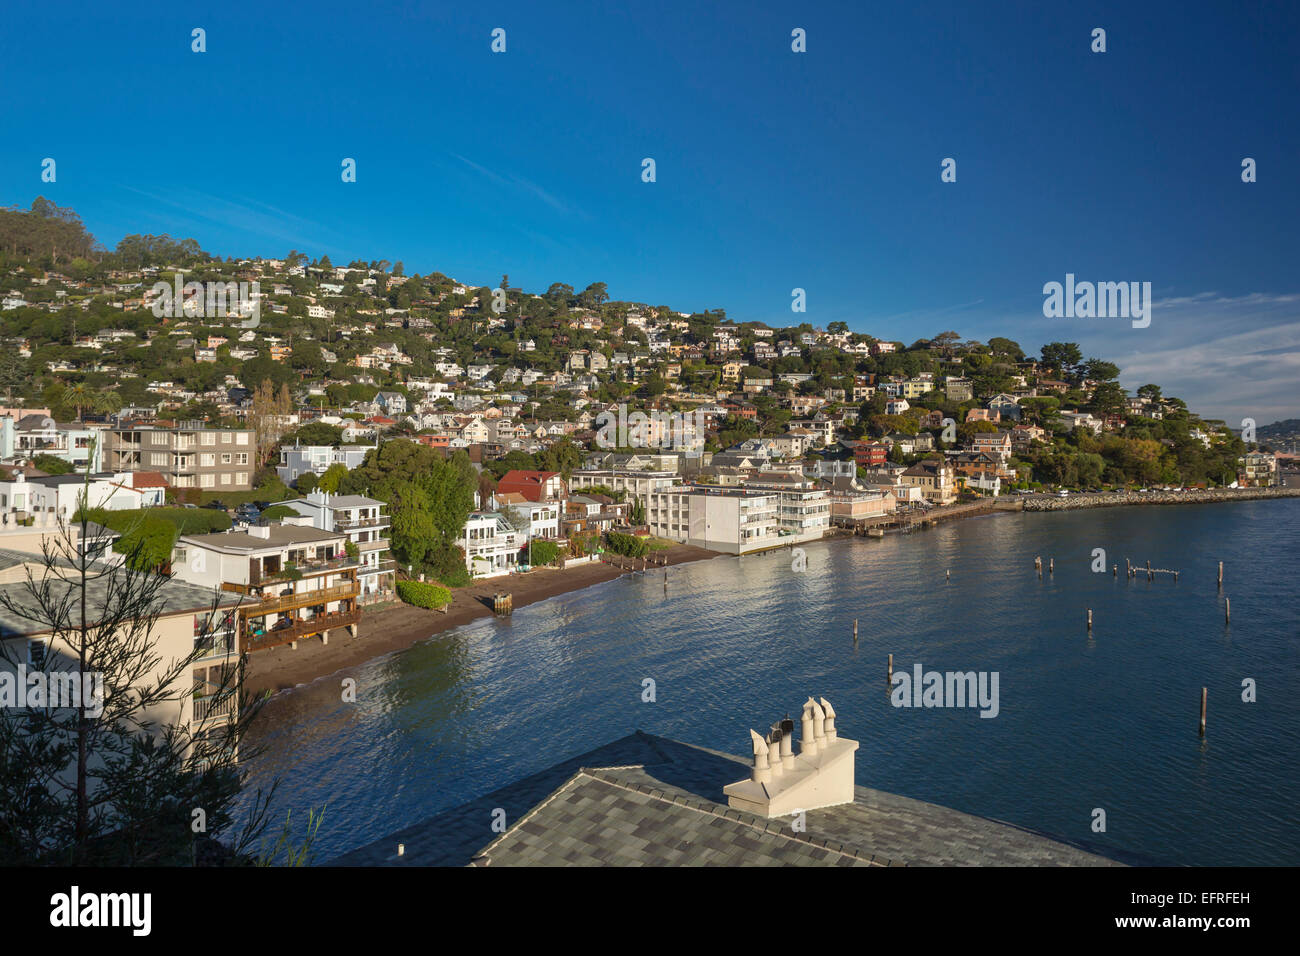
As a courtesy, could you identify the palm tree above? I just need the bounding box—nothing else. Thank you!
[94,388,123,420]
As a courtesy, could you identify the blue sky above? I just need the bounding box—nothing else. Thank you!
[2,0,1297,422]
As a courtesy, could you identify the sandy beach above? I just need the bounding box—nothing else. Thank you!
[243,544,722,699]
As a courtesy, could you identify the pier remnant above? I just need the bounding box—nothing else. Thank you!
[1225,597,1230,624]
[493,592,513,616]
[1199,687,1208,737]
[1087,609,1093,631]
[1218,561,1224,588]
[853,619,858,643]
[887,653,893,684]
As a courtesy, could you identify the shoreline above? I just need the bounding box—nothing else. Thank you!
[243,486,1296,703]
[242,544,722,700]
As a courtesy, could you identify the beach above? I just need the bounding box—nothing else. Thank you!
[243,544,721,699]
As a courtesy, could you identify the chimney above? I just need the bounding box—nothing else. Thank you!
[247,524,271,539]
[724,695,859,818]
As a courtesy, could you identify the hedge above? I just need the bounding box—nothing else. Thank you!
[396,580,452,609]
[81,507,232,535]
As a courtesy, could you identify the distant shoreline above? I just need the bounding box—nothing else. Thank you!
[243,486,1296,703]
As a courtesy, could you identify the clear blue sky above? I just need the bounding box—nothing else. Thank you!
[2,0,1297,421]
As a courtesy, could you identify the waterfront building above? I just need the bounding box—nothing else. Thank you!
[170,525,360,652]
[646,485,780,554]
[459,512,521,578]
[268,491,395,602]
[900,460,957,504]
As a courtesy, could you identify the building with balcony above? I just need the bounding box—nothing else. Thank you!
[459,512,520,578]
[646,485,781,554]
[103,426,256,491]
[170,524,360,653]
[0,550,242,748]
[270,491,395,601]
[1,415,106,471]
[1239,451,1278,487]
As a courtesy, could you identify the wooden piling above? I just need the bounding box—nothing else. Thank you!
[887,653,893,684]
[1049,558,1054,573]
[1225,597,1230,624]
[1218,561,1224,587]
[1112,565,1117,577]
[1087,609,1093,631]
[1199,687,1207,737]
[946,570,950,582]
[853,619,858,642]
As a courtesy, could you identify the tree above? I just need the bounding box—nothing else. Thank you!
[317,463,348,493]
[987,337,1024,361]
[1039,342,1082,377]
[0,506,274,864]
[248,380,292,465]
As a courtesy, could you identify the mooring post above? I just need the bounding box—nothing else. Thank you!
[1218,561,1224,588]
[1087,609,1093,631]
[946,569,950,582]
[1049,558,1054,574]
[1147,560,1153,582]
[853,619,858,643]
[887,653,893,684]
[1112,564,1117,577]
[1225,597,1230,624]
[1199,687,1208,737]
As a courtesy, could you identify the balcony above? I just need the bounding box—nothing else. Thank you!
[193,693,237,722]
[336,516,388,530]
[244,606,361,653]
[239,580,360,617]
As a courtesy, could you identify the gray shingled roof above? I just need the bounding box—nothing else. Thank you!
[331,731,1125,867]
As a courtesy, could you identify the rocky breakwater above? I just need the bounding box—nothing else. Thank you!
[1022,486,1300,512]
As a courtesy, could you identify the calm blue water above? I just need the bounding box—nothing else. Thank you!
[240,499,1300,865]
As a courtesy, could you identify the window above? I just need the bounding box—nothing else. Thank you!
[221,432,232,443]
[201,432,216,445]
[236,433,249,445]
[200,474,215,488]
[221,474,231,485]
[200,454,215,467]
[150,452,169,467]
[28,639,46,668]
[236,472,248,485]
[221,453,231,464]
[236,453,248,465]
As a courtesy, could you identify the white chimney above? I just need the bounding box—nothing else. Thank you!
[724,696,859,818]
[247,524,271,539]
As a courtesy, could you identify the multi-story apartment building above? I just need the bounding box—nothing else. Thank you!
[270,490,395,601]
[0,546,243,748]
[1239,451,1278,487]
[171,524,360,652]
[275,442,377,485]
[103,425,256,491]
[568,469,677,511]
[741,475,832,542]
[646,485,781,555]
[459,512,521,578]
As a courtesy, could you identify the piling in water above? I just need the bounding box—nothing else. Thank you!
[1199,687,1208,737]
[887,653,893,684]
[1225,597,1231,624]
[853,619,858,642]
[1087,609,1093,631]
[1218,561,1224,587]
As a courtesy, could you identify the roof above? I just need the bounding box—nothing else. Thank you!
[331,732,1127,867]
[179,525,342,551]
[129,471,169,489]
[0,567,237,638]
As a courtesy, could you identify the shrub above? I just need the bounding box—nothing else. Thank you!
[396,580,452,609]
[524,540,560,566]
[606,531,648,558]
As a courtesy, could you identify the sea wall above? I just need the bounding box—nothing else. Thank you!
[1021,486,1300,512]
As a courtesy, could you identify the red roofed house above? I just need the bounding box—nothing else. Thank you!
[496,470,568,503]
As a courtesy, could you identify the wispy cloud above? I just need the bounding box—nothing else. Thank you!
[449,153,583,218]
